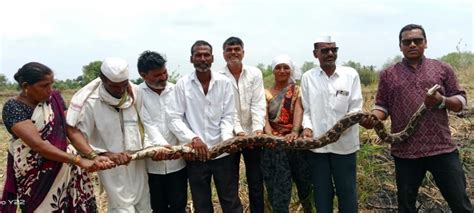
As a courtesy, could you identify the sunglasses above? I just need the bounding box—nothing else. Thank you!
[401,38,424,46]
[319,47,339,54]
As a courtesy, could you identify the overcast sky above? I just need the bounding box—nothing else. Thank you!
[1,0,472,81]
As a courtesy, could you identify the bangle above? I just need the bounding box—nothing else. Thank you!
[437,96,446,109]
[85,150,98,160]
[292,127,301,133]
[69,155,81,165]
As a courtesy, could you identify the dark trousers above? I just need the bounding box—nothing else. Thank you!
[287,150,314,212]
[187,154,242,213]
[235,147,264,213]
[261,148,313,213]
[308,152,358,213]
[394,150,473,213]
[148,168,187,213]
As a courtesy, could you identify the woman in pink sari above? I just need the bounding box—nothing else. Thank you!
[1,62,114,212]
[262,55,313,212]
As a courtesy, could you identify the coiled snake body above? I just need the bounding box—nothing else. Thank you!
[130,85,441,160]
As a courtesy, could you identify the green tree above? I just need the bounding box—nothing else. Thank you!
[343,60,378,86]
[358,66,377,86]
[0,74,8,89]
[131,78,144,85]
[82,61,102,85]
[381,55,403,71]
[439,51,474,71]
[344,61,363,71]
[301,61,315,73]
[75,76,83,85]
[53,78,80,90]
[0,74,17,90]
[169,70,182,84]
[257,63,273,78]
[256,63,274,88]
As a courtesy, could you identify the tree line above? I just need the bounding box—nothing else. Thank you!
[1,51,473,91]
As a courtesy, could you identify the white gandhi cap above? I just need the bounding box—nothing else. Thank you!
[101,57,129,82]
[314,36,335,43]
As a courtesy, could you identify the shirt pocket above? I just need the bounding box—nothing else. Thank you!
[208,104,223,123]
[333,92,350,113]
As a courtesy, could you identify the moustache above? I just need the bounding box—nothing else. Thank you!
[146,81,167,90]
[195,63,211,68]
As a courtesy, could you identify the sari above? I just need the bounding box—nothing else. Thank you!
[262,84,313,212]
[266,84,300,134]
[1,91,97,213]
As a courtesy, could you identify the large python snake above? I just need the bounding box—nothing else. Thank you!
[129,84,441,160]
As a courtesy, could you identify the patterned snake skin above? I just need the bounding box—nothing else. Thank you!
[130,84,441,160]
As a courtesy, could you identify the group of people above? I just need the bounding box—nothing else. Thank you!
[1,23,472,213]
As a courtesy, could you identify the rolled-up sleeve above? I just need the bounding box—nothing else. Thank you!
[442,64,467,109]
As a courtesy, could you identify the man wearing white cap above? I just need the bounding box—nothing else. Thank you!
[66,57,151,212]
[300,36,363,212]
[217,36,266,213]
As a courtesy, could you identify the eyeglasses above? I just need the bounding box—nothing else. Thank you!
[401,38,424,46]
[320,47,339,54]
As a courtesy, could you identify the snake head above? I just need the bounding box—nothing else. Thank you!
[426,84,441,96]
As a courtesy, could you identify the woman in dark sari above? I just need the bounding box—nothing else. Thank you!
[1,62,114,212]
[262,55,313,213]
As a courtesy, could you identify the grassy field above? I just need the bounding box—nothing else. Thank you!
[0,69,473,212]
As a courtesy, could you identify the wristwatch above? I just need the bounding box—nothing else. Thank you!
[437,96,446,109]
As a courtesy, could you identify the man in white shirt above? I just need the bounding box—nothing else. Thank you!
[167,40,242,212]
[67,57,151,212]
[137,50,187,213]
[300,36,363,213]
[217,37,265,213]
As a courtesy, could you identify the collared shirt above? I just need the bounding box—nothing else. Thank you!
[375,57,467,159]
[217,65,266,134]
[138,82,186,174]
[301,66,363,154]
[167,71,235,159]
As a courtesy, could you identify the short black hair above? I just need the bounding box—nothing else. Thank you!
[14,62,53,85]
[314,43,320,50]
[137,50,167,74]
[399,24,427,44]
[191,40,213,55]
[222,37,244,50]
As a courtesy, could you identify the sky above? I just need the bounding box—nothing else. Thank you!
[1,0,472,82]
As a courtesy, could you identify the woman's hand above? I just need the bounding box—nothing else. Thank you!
[93,155,116,170]
[284,132,299,143]
[76,158,99,172]
[302,128,313,139]
[102,152,132,166]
